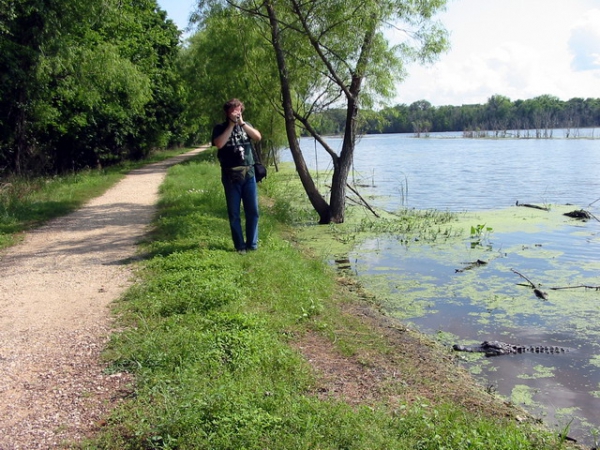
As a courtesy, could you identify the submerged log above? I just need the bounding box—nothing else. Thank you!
[515,200,549,211]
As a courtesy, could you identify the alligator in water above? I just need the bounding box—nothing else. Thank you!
[452,340,570,357]
[455,259,487,273]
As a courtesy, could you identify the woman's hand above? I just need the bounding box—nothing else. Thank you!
[228,107,243,125]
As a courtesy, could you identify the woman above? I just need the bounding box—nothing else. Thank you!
[211,98,262,253]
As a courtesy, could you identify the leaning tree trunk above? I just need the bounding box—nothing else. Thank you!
[329,80,362,223]
[326,22,373,223]
[329,104,357,223]
[265,1,331,224]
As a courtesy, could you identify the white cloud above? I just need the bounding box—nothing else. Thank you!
[391,1,600,106]
[569,9,600,71]
[396,42,555,106]
[156,0,600,106]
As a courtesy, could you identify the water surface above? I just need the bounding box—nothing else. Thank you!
[290,132,600,211]
[283,133,600,445]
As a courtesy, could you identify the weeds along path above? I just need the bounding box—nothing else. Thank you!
[0,147,206,449]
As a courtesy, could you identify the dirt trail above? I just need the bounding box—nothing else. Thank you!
[0,148,205,449]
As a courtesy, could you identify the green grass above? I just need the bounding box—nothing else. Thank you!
[0,148,193,249]
[71,151,575,449]
[2,149,575,449]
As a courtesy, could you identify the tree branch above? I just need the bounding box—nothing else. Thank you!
[346,183,379,218]
[289,0,354,100]
[550,285,600,291]
[510,268,548,299]
[294,112,339,162]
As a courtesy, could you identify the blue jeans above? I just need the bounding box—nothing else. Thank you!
[221,173,259,251]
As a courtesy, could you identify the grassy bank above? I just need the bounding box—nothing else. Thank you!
[73,150,578,449]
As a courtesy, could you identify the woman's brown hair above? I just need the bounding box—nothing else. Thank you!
[223,98,245,114]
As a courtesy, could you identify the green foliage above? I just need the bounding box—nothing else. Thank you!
[191,0,451,223]
[250,0,451,117]
[178,11,287,151]
[470,223,492,239]
[0,0,184,175]
[469,223,493,248]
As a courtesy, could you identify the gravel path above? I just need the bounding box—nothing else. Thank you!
[0,148,205,449]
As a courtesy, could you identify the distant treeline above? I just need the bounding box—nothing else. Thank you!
[313,95,600,137]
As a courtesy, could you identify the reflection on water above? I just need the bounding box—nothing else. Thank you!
[283,133,600,446]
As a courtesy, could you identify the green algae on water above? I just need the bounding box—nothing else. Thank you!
[518,364,556,380]
[511,384,540,408]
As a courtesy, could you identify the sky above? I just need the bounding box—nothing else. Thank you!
[157,0,600,107]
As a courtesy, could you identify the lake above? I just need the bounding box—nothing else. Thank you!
[282,132,600,446]
[288,131,600,211]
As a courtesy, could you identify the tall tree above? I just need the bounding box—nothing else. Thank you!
[41,0,183,170]
[0,0,183,175]
[179,10,286,152]
[197,0,449,223]
[0,0,61,173]
[485,95,512,135]
[409,100,433,136]
[530,94,561,138]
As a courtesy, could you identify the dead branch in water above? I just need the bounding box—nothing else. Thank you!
[510,268,536,287]
[512,269,600,296]
[510,268,548,299]
[550,285,600,291]
[346,183,380,218]
[515,201,549,211]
